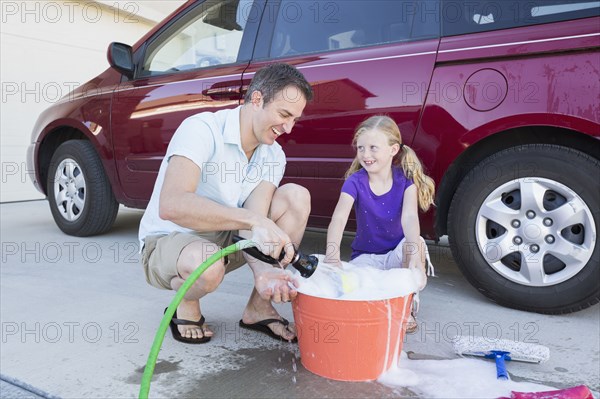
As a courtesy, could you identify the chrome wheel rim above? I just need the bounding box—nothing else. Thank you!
[475,177,596,287]
[53,158,86,222]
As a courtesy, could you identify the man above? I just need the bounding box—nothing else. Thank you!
[139,64,313,343]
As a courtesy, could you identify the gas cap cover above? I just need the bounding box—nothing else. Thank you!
[464,68,508,112]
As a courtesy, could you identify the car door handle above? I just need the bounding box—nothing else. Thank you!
[203,86,241,99]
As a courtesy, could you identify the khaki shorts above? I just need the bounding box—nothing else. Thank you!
[141,230,247,290]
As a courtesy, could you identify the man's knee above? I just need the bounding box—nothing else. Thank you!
[278,183,311,214]
[181,259,225,293]
[178,241,225,278]
[197,263,225,293]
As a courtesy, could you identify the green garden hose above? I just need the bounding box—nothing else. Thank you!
[139,239,251,399]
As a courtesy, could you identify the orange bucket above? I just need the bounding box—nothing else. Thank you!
[292,292,413,381]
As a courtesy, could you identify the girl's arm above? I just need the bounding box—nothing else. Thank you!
[401,185,421,246]
[325,192,355,267]
[401,185,427,288]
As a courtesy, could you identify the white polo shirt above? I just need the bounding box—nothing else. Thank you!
[138,106,286,246]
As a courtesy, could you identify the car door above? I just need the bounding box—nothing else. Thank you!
[111,0,265,206]
[246,0,440,228]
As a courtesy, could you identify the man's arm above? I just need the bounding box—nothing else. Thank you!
[159,155,292,262]
[159,155,259,232]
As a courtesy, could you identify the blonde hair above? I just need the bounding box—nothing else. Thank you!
[344,115,435,212]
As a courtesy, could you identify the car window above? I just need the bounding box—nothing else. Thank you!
[269,0,439,58]
[442,0,600,36]
[140,0,256,76]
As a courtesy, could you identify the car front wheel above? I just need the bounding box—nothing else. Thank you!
[47,140,118,236]
[448,144,599,314]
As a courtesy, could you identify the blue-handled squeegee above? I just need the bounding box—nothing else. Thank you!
[452,336,550,380]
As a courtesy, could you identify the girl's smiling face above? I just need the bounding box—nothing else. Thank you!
[356,129,399,174]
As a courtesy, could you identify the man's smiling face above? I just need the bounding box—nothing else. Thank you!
[251,85,307,145]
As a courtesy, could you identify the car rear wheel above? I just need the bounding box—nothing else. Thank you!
[448,144,599,314]
[47,140,119,236]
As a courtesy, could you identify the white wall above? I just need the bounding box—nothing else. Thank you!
[0,0,185,202]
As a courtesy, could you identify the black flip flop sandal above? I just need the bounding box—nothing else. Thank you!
[239,317,297,343]
[165,308,211,344]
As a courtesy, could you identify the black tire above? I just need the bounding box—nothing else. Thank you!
[448,144,599,314]
[47,140,119,236]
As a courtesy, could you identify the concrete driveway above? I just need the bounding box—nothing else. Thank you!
[1,201,598,398]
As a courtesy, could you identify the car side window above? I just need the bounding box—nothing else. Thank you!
[269,0,439,58]
[140,0,256,76]
[442,0,600,36]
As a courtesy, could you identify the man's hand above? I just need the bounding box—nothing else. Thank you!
[250,222,295,266]
[254,268,299,303]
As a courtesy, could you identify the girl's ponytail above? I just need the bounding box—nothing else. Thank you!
[399,145,435,212]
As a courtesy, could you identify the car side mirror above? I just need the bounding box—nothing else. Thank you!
[107,42,134,79]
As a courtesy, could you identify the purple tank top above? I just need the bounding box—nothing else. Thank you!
[342,167,413,259]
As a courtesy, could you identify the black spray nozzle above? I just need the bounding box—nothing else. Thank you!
[232,235,318,278]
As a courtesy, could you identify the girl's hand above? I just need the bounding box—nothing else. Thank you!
[407,256,427,291]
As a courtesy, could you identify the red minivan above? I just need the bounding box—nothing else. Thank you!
[27,0,600,314]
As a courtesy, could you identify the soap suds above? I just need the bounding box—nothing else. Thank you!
[379,352,556,398]
[296,255,421,300]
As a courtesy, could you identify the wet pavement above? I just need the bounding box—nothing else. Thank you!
[1,201,598,398]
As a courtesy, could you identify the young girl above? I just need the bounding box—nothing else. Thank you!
[324,115,435,332]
